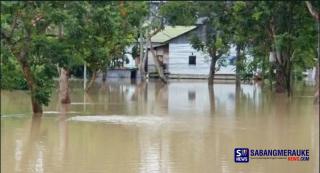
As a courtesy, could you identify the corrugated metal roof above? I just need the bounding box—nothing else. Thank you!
[151,26,197,43]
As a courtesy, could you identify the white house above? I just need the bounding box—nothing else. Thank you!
[147,25,237,80]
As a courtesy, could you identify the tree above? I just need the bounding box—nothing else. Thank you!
[121,2,148,79]
[305,1,320,103]
[249,2,317,95]
[145,1,169,83]
[229,2,255,86]
[1,1,71,115]
[57,5,71,104]
[68,2,147,91]
[66,2,120,91]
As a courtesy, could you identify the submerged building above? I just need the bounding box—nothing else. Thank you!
[147,25,237,80]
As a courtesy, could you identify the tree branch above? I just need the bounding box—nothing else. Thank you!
[150,27,162,37]
[217,51,223,59]
[305,1,320,21]
[9,12,19,40]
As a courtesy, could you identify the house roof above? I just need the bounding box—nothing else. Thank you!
[151,26,197,43]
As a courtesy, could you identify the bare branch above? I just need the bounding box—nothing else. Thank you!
[9,12,19,39]
[305,1,320,21]
[150,27,162,37]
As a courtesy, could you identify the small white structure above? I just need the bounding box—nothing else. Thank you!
[123,53,136,69]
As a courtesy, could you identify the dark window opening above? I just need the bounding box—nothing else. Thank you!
[188,90,196,101]
[189,55,196,65]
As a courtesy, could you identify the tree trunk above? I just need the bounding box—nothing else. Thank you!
[139,29,146,78]
[269,18,289,94]
[286,61,292,96]
[235,45,241,87]
[275,66,286,93]
[208,85,215,114]
[142,45,148,77]
[20,63,43,115]
[102,70,107,82]
[17,48,43,116]
[315,65,319,104]
[274,50,291,95]
[142,50,148,75]
[30,96,43,116]
[208,56,216,85]
[58,23,71,104]
[59,68,71,104]
[85,70,97,92]
[147,35,167,83]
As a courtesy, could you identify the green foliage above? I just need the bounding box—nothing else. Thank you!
[0,54,28,90]
[231,1,317,82]
[160,2,197,26]
[190,34,205,52]
[66,2,146,71]
[131,44,139,59]
[1,1,147,95]
[32,64,56,105]
[1,2,85,106]
[161,1,317,85]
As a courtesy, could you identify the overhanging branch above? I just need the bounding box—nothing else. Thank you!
[305,1,320,21]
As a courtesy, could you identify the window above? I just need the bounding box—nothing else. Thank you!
[188,90,196,101]
[189,55,196,65]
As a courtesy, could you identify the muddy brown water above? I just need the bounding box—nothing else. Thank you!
[1,80,319,173]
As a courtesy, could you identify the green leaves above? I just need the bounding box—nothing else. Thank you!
[1,2,74,106]
[215,37,223,49]
[0,55,28,90]
[252,11,263,21]
[190,34,204,51]
[160,1,197,26]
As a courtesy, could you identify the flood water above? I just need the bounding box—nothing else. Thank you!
[1,80,319,173]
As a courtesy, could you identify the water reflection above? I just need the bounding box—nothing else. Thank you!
[57,104,69,166]
[1,80,318,173]
[19,117,43,173]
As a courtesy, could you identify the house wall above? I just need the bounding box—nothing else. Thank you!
[168,43,210,75]
[168,44,236,76]
[169,25,237,76]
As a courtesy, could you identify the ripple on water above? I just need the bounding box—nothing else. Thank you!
[68,115,167,125]
[43,111,80,114]
[1,114,26,118]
